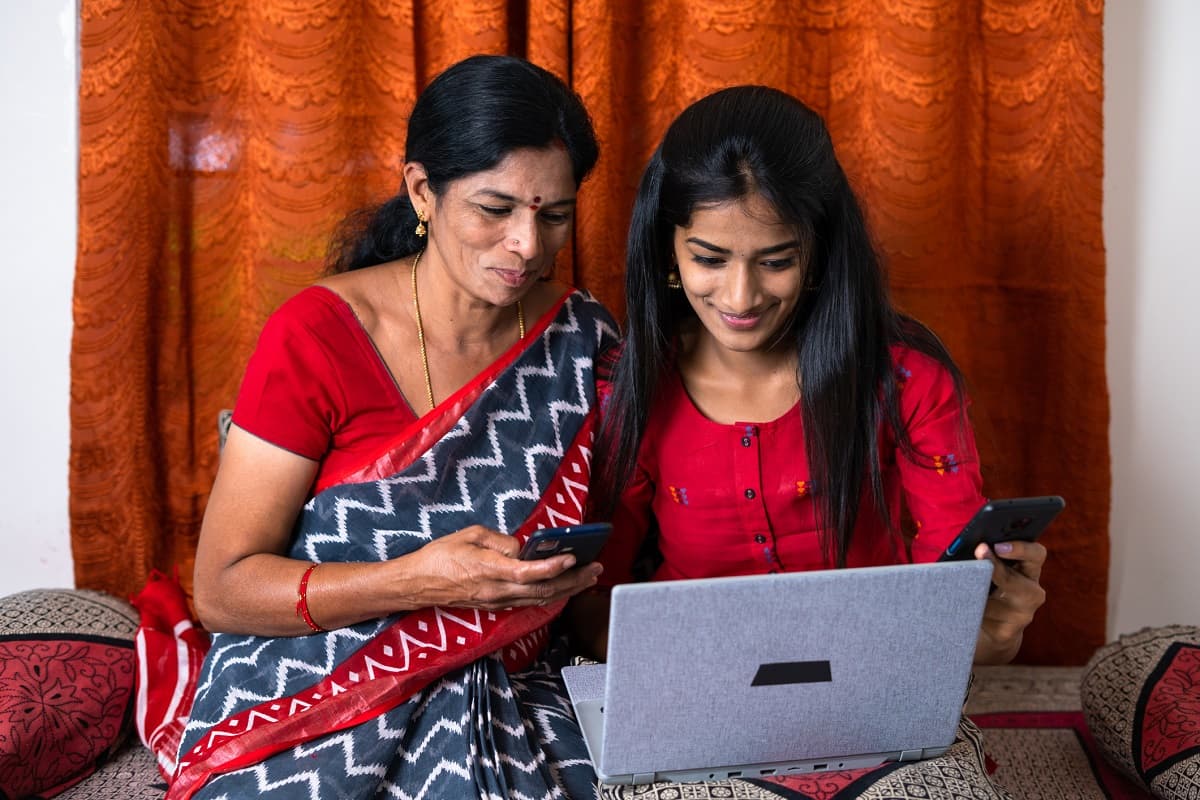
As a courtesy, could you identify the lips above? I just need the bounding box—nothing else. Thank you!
[718,311,763,330]
[491,268,533,288]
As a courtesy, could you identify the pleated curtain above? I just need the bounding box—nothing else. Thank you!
[73,0,1106,664]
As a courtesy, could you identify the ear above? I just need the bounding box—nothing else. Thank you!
[403,162,434,217]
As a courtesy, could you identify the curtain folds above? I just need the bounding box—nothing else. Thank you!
[73,0,1106,664]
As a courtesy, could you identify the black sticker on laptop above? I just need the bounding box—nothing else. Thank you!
[751,660,832,686]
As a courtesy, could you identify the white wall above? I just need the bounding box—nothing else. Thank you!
[0,1,77,593]
[0,1,1194,638]
[1106,0,1200,636]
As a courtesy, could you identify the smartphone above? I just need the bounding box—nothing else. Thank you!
[937,496,1065,562]
[517,522,613,566]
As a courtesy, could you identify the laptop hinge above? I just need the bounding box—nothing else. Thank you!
[898,749,924,762]
[632,773,657,784]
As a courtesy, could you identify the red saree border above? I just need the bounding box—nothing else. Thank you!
[320,290,573,494]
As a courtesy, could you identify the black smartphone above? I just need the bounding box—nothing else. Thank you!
[937,496,1066,562]
[517,522,613,566]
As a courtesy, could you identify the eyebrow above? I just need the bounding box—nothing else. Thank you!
[685,237,801,256]
[474,190,576,207]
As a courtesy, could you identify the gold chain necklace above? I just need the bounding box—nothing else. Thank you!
[410,250,525,412]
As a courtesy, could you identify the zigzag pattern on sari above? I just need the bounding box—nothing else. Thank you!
[171,292,617,800]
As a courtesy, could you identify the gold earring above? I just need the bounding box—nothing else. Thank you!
[414,209,427,237]
[666,270,682,290]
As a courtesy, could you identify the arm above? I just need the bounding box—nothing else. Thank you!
[892,350,1047,664]
[971,539,1047,664]
[194,425,602,636]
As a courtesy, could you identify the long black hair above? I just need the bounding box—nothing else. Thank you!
[327,55,599,272]
[595,85,966,568]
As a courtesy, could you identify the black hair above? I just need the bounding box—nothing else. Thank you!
[595,85,966,568]
[327,55,599,272]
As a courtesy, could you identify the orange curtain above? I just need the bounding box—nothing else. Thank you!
[74,0,1106,664]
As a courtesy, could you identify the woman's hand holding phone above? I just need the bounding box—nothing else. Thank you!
[973,537,1048,664]
[397,525,602,610]
[940,497,1061,664]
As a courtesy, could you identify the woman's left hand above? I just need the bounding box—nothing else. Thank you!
[973,540,1047,664]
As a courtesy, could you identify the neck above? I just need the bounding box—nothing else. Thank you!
[409,251,524,351]
[681,324,797,383]
[675,324,800,424]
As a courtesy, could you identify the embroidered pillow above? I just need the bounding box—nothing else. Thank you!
[1081,625,1200,799]
[0,588,138,797]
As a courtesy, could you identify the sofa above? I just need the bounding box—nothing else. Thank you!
[2,586,1195,800]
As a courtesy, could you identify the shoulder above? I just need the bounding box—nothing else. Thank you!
[266,285,353,334]
[555,285,621,351]
[249,287,364,376]
[891,343,959,386]
[889,343,966,424]
[311,261,403,332]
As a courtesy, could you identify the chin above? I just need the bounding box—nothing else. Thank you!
[707,334,767,354]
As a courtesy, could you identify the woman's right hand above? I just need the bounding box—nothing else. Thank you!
[195,424,601,636]
[396,525,603,610]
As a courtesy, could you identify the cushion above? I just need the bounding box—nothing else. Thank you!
[0,588,139,797]
[1081,624,1200,799]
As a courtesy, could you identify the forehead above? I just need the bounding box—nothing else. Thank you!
[449,146,575,199]
[680,194,790,240]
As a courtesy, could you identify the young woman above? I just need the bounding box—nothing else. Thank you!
[177,56,616,799]
[582,85,1046,667]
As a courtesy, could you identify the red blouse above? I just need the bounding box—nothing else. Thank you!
[600,346,985,585]
[232,286,418,494]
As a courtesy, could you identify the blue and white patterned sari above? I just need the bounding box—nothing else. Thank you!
[171,291,617,800]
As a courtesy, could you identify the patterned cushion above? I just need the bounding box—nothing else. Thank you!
[1081,625,1200,800]
[0,589,139,798]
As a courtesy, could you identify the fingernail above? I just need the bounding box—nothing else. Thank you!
[994,542,1014,555]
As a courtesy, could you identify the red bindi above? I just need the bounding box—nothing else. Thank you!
[529,196,542,211]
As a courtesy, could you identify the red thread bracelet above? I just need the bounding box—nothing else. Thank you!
[295,562,325,633]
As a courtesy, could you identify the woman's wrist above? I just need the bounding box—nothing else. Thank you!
[306,557,429,628]
[974,630,1022,665]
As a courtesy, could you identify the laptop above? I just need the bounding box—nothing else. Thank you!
[561,559,992,785]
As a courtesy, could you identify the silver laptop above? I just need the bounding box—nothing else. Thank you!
[562,559,992,785]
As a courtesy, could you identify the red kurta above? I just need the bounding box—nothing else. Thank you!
[601,346,985,585]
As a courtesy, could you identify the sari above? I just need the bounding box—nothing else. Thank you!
[170,290,618,800]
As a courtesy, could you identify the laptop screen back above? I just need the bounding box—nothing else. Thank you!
[597,560,992,777]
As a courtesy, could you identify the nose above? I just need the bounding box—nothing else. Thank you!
[725,261,761,312]
[506,214,543,262]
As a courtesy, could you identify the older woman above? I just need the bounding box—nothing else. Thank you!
[175,55,616,799]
